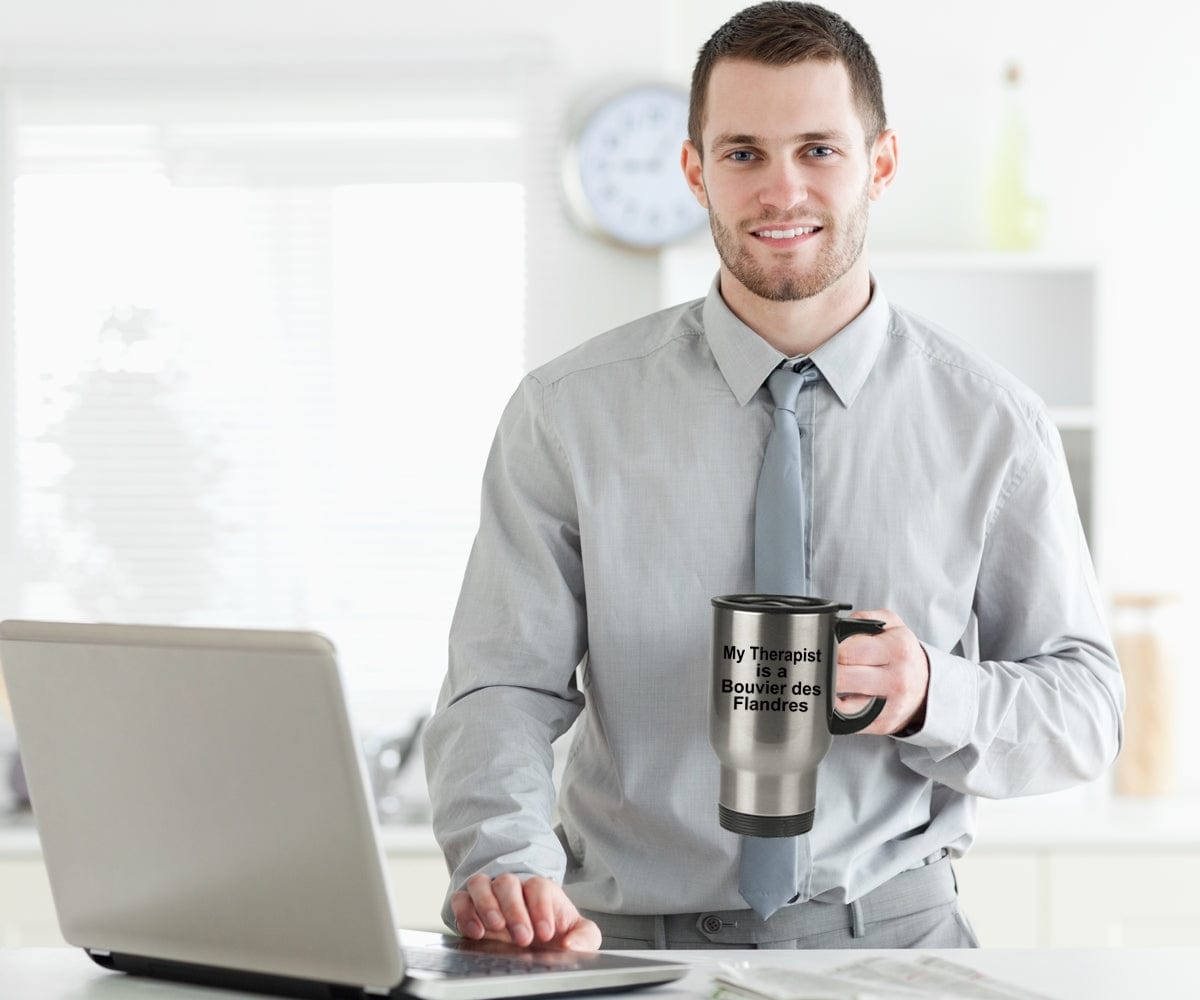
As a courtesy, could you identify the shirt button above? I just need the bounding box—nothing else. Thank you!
[701,915,723,934]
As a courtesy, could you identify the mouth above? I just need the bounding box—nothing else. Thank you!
[748,224,823,247]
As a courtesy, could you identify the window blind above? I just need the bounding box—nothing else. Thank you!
[4,61,540,733]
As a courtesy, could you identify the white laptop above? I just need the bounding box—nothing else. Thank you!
[0,620,689,999]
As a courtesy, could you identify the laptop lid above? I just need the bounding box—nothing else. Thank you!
[0,620,690,999]
[0,620,406,991]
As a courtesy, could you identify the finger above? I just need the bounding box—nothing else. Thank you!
[491,873,534,946]
[561,916,603,952]
[849,608,902,628]
[837,635,891,666]
[522,877,559,943]
[465,873,508,935]
[835,692,872,716]
[838,661,892,691]
[450,890,486,940]
[530,882,601,951]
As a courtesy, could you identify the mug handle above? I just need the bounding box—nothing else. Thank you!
[828,618,887,735]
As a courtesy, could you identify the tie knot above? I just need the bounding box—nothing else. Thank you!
[766,364,809,412]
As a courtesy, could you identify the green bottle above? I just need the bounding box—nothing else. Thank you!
[985,62,1045,250]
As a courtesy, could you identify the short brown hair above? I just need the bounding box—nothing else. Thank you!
[688,1,887,156]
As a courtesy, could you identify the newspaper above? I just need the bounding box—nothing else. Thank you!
[712,955,1059,1000]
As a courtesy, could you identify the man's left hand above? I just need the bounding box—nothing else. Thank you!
[834,609,929,736]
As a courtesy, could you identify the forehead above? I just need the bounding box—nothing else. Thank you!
[702,57,865,149]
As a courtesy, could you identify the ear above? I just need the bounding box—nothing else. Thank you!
[681,139,709,210]
[868,129,898,201]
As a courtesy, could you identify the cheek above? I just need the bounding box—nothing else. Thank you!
[828,177,867,206]
[703,172,755,211]
[698,175,727,211]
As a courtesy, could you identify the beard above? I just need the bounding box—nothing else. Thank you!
[708,182,870,302]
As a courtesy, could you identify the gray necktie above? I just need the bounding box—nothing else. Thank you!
[739,361,812,920]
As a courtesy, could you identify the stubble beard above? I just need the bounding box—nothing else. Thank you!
[708,182,870,303]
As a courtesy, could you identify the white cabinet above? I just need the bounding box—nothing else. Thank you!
[386,852,450,932]
[952,797,1200,947]
[953,851,1044,948]
[0,857,63,948]
[954,847,1200,948]
[1047,851,1200,948]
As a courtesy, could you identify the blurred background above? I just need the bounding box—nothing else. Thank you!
[0,0,1197,949]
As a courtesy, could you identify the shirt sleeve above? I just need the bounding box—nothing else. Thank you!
[894,409,1125,798]
[422,373,586,929]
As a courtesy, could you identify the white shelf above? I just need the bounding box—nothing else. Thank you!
[972,794,1200,851]
[870,249,1098,273]
[660,244,1102,305]
[1049,406,1097,429]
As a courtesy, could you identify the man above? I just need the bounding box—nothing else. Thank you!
[424,1,1123,951]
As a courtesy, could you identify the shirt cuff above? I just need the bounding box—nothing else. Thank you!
[893,643,978,755]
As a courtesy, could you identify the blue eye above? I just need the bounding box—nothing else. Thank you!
[807,146,835,158]
[729,150,757,162]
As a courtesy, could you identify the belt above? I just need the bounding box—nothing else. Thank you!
[581,852,955,947]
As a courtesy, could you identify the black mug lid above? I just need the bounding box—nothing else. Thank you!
[711,594,850,614]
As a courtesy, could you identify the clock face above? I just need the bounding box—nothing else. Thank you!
[564,83,709,250]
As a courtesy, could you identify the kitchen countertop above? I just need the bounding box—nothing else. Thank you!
[3,945,1199,1000]
[4,793,1200,860]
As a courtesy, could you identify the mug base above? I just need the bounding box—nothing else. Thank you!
[719,804,814,837]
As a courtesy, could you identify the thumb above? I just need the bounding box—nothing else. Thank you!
[561,917,602,952]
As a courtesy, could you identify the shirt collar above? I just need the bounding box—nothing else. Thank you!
[702,273,892,408]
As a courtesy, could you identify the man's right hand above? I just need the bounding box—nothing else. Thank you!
[451,873,601,952]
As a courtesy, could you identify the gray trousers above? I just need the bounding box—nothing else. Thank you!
[582,855,978,950]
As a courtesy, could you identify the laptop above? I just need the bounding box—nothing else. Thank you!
[0,620,690,999]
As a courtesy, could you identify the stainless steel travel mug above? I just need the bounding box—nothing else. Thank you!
[709,595,886,837]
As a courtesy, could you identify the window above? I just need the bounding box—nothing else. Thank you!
[4,67,534,733]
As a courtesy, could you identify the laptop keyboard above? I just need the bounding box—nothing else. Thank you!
[403,947,588,977]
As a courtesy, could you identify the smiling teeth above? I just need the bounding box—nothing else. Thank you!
[759,227,817,239]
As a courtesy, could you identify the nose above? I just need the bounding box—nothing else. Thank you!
[758,158,808,213]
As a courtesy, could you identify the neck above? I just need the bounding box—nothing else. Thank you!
[719,257,872,356]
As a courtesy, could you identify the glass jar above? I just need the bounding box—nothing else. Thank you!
[1112,593,1177,797]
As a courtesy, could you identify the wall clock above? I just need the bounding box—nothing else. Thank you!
[562,82,709,251]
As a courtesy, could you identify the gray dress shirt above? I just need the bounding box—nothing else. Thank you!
[423,276,1124,920]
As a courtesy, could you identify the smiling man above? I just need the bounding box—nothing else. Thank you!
[425,1,1123,952]
[684,56,892,352]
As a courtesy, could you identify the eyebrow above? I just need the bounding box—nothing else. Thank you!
[710,130,854,150]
